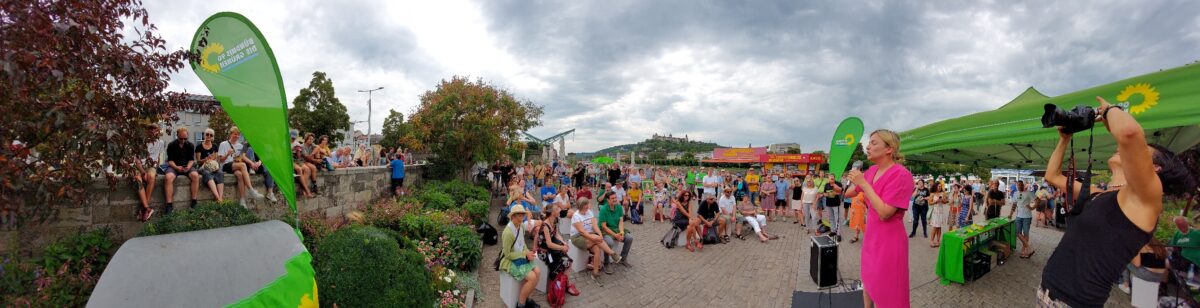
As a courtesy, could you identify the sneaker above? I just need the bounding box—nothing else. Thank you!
[143,208,155,221]
[619,260,632,268]
[249,188,265,199]
[165,203,174,215]
[609,255,622,264]
[604,265,613,275]
[239,198,247,208]
[189,199,197,208]
[266,191,278,203]
[590,273,604,287]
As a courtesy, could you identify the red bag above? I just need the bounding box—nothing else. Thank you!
[547,271,569,308]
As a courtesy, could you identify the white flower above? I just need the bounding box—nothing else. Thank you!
[443,276,452,283]
[447,269,456,278]
[453,290,461,296]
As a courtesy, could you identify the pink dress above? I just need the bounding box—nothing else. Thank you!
[858,164,914,308]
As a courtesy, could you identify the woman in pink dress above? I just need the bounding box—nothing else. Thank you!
[845,129,915,308]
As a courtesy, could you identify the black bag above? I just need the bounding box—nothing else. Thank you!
[497,208,511,228]
[661,226,681,249]
[476,222,498,246]
[702,225,720,244]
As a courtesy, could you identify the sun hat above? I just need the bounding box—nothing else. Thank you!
[508,204,529,220]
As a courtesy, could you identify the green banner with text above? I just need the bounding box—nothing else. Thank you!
[189,12,314,307]
[828,117,864,181]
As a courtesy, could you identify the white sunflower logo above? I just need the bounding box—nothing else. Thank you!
[1116,83,1159,115]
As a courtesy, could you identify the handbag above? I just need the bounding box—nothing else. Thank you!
[202,159,220,173]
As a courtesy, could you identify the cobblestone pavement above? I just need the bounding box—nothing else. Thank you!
[478,202,1133,307]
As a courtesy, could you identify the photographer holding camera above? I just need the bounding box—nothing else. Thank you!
[1038,97,1197,307]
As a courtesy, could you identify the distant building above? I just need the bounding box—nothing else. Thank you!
[666,152,685,160]
[651,133,689,143]
[162,94,221,144]
[768,143,801,154]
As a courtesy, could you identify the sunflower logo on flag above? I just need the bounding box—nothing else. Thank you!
[1116,83,1159,115]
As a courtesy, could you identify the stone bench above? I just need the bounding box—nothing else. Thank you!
[499,272,520,308]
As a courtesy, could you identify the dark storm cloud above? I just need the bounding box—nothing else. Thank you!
[482,0,1200,152]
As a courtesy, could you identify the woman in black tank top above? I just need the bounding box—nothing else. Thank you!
[1038,98,1197,307]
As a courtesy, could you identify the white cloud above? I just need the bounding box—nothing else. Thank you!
[140,0,1200,154]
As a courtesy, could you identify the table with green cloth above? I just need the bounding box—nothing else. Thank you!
[935,218,1016,285]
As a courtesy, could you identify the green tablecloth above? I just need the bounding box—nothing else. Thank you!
[935,218,1016,285]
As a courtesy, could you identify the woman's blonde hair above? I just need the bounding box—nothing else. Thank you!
[870,129,905,163]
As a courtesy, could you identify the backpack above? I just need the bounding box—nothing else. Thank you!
[661,226,681,249]
[547,268,569,308]
[702,226,720,244]
[476,222,498,246]
[630,204,643,224]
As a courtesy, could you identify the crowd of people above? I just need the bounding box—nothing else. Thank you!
[494,113,1199,307]
[129,126,412,221]
[492,139,896,307]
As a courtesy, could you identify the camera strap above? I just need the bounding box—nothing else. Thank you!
[1064,126,1096,217]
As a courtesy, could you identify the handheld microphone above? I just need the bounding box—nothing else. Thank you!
[851,160,863,171]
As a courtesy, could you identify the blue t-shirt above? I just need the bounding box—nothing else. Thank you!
[540,186,557,203]
[390,158,405,179]
[775,180,788,200]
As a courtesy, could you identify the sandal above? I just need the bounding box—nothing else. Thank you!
[686,243,695,252]
[850,238,858,243]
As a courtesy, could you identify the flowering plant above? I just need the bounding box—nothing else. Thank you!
[416,236,453,269]
[437,289,467,308]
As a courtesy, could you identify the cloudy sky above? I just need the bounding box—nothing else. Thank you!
[143,0,1200,153]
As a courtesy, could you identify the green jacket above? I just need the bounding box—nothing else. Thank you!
[499,223,530,272]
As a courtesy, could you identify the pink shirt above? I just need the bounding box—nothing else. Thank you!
[857,164,914,308]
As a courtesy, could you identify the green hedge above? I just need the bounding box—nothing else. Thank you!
[314,226,434,308]
[393,213,445,240]
[443,225,483,271]
[463,199,490,225]
[430,180,490,205]
[418,189,455,211]
[139,201,261,236]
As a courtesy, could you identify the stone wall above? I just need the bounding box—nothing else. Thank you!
[0,165,425,255]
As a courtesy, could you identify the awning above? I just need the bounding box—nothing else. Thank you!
[901,63,1200,169]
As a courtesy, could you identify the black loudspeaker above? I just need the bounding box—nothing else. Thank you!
[810,235,838,288]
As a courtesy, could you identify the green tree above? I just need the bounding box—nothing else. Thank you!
[787,148,804,154]
[289,71,351,144]
[0,0,198,221]
[207,108,233,141]
[408,76,543,179]
[649,151,667,160]
[379,109,407,149]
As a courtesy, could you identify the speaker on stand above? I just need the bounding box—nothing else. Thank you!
[810,235,838,288]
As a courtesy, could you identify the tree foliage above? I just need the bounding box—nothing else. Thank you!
[786,148,804,154]
[289,71,351,144]
[207,108,233,141]
[407,76,543,179]
[379,109,411,149]
[0,0,204,221]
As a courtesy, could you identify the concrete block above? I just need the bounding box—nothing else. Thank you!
[499,271,520,308]
[535,258,549,293]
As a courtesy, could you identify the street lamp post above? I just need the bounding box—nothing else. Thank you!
[357,86,384,150]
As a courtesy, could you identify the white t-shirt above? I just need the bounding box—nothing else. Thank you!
[703,175,719,195]
[718,194,736,213]
[612,186,626,201]
[802,187,819,204]
[571,210,595,237]
[146,139,165,165]
[218,140,242,165]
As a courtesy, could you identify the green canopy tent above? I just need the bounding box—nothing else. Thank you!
[901,63,1200,170]
[592,156,615,165]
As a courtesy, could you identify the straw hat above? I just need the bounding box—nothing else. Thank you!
[508,204,529,221]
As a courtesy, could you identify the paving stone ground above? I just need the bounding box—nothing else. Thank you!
[478,200,1134,307]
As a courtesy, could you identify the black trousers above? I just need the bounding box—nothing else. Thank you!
[910,205,928,236]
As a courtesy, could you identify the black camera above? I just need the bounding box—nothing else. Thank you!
[1041,104,1095,134]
